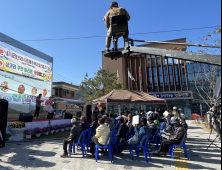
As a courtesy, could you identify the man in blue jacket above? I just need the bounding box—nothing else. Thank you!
[118,117,151,154]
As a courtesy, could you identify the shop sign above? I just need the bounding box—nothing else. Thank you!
[149,91,193,99]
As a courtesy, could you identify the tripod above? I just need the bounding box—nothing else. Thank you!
[206,121,221,150]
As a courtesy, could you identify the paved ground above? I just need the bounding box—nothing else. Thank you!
[0,121,221,170]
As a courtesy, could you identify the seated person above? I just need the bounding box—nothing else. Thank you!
[147,115,158,139]
[118,118,151,154]
[103,115,116,131]
[153,112,161,127]
[60,118,82,157]
[127,114,134,134]
[153,118,186,156]
[80,116,90,130]
[88,118,110,158]
[109,113,116,124]
[179,113,188,132]
[116,116,129,144]
[90,114,99,136]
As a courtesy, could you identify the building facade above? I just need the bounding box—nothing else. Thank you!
[52,82,78,99]
[102,38,221,118]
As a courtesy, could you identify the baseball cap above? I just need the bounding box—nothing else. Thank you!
[110,2,118,8]
[171,118,180,124]
[116,116,124,121]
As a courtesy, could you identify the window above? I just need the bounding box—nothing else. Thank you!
[55,89,58,97]
[63,89,66,96]
[71,91,75,97]
[67,90,69,94]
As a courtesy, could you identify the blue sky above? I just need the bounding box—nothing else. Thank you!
[0,0,221,85]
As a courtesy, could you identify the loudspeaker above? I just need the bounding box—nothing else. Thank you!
[0,99,8,148]
[86,105,92,122]
[64,113,73,119]
[18,113,33,122]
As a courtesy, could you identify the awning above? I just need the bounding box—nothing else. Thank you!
[93,90,166,105]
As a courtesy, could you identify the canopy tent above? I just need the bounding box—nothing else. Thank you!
[92,90,166,105]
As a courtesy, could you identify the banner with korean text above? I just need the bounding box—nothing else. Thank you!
[0,71,51,97]
[0,46,52,82]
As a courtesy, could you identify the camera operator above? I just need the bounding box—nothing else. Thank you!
[207,105,221,140]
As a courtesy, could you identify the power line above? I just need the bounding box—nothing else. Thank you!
[0,26,220,42]
[53,73,80,85]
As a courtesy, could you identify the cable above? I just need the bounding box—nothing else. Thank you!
[53,73,80,85]
[0,26,220,42]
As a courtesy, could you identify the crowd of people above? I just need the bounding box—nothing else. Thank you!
[60,106,188,159]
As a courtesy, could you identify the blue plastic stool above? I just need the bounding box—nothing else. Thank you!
[95,133,113,163]
[129,135,151,163]
[169,135,189,160]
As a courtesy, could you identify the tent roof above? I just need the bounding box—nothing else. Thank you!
[92,90,166,105]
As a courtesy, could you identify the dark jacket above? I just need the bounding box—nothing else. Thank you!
[180,120,188,132]
[169,125,185,142]
[81,122,90,131]
[117,123,129,140]
[127,121,133,134]
[105,119,116,131]
[149,122,158,138]
[68,124,82,142]
[128,125,151,146]
[90,120,99,136]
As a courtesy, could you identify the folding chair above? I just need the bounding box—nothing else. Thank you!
[169,134,189,160]
[110,131,119,157]
[160,122,166,130]
[95,133,113,163]
[148,129,159,149]
[69,130,87,157]
[85,128,92,153]
[129,135,151,163]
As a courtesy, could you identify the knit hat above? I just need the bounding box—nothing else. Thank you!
[110,2,118,8]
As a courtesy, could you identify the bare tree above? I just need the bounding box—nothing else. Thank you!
[192,28,221,107]
[193,65,221,107]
